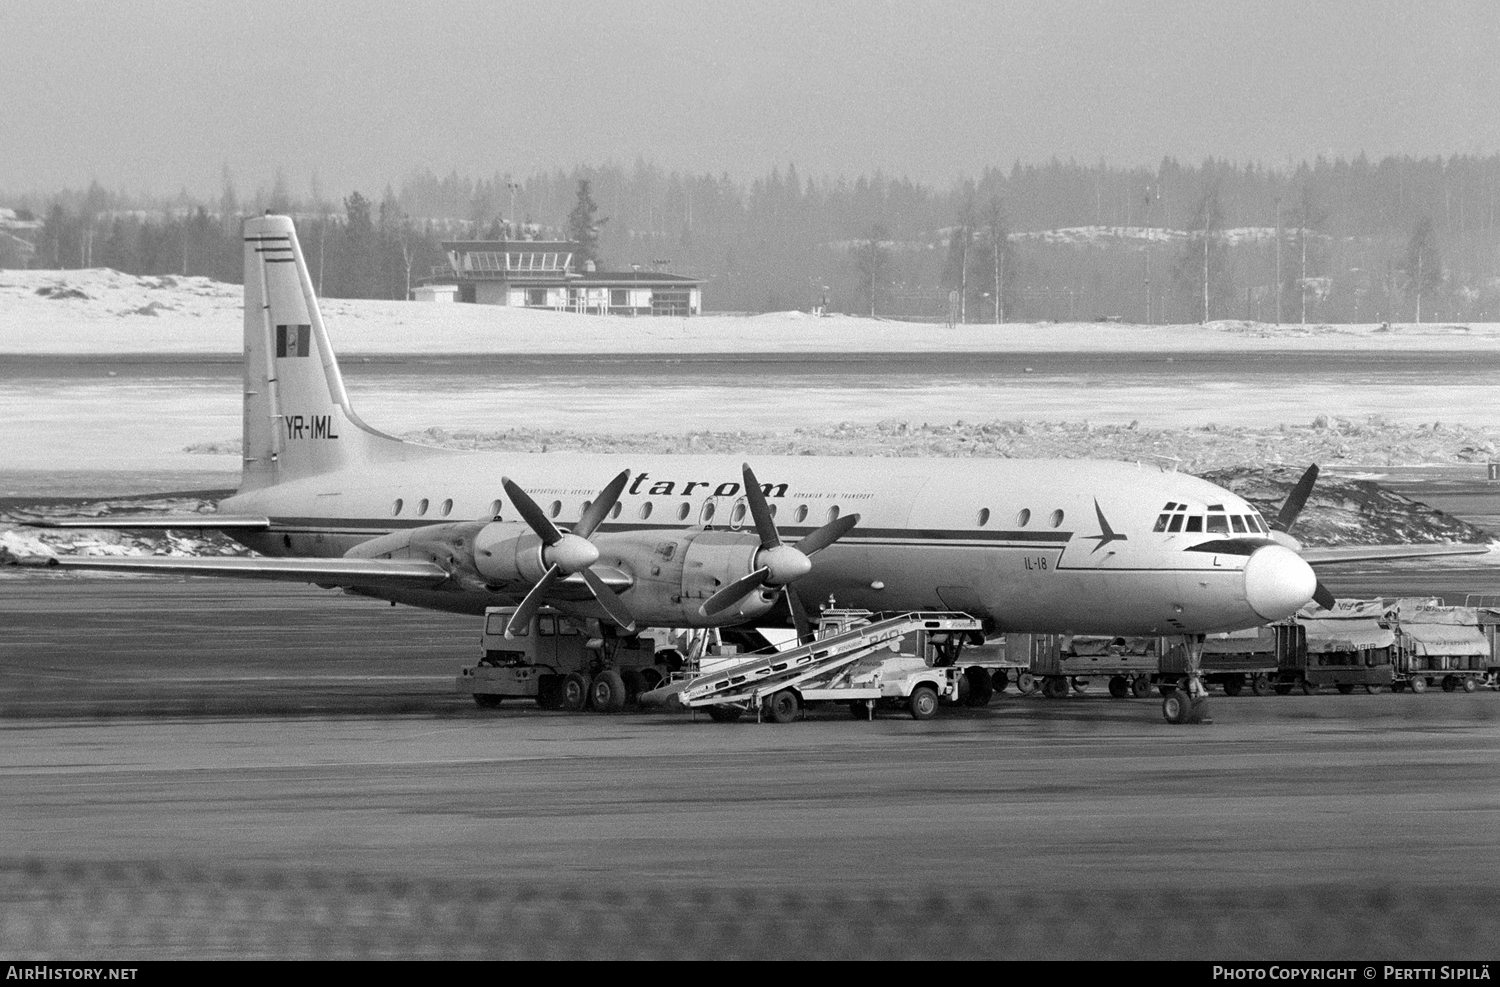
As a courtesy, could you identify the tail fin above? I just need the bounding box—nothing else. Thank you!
[240,215,411,490]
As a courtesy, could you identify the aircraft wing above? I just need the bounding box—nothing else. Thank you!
[19,515,271,530]
[11,554,451,587]
[1301,544,1492,566]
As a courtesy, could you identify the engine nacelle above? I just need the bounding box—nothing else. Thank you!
[345,520,544,593]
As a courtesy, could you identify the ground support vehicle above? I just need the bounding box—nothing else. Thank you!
[1054,635,1157,699]
[1391,601,1492,694]
[662,612,984,723]
[1271,601,1395,695]
[456,606,671,712]
[1199,626,1279,696]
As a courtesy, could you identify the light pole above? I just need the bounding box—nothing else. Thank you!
[506,182,521,237]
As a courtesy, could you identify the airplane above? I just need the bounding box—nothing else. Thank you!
[17,214,1486,723]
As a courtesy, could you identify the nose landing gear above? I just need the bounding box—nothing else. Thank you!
[1162,674,1211,725]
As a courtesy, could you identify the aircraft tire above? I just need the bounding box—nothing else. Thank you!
[637,667,663,691]
[472,693,503,709]
[1221,676,1244,697]
[1130,676,1151,699]
[908,686,938,721]
[1108,675,1129,699]
[964,666,994,706]
[618,667,646,704]
[707,704,743,723]
[1188,696,1210,724]
[1161,690,1191,724]
[590,670,627,713]
[561,672,592,711]
[767,689,801,724]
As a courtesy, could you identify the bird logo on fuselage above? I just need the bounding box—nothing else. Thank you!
[1085,499,1128,553]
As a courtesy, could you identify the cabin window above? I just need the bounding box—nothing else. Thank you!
[826,505,841,523]
[1230,516,1246,533]
[1049,509,1064,528]
[581,500,593,517]
[416,498,429,516]
[1185,516,1203,532]
[610,503,622,519]
[440,498,453,517]
[794,505,809,523]
[731,501,748,526]
[392,498,404,515]
[676,503,691,521]
[701,501,716,523]
[1206,515,1229,534]
[548,500,562,519]
[1016,508,1031,526]
[490,499,502,518]
[977,508,990,526]
[639,502,654,520]
[768,503,778,518]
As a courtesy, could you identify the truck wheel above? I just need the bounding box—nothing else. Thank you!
[1069,676,1090,693]
[1015,671,1037,695]
[1300,679,1319,696]
[990,669,1010,693]
[619,667,646,704]
[1409,676,1428,694]
[1108,675,1129,699]
[1442,675,1459,693]
[767,689,800,724]
[472,693,503,709]
[1130,676,1151,699]
[1221,676,1244,697]
[560,671,592,711]
[1336,683,1355,695]
[1364,684,1381,695]
[1274,683,1293,695]
[908,685,938,721]
[1162,690,1191,724]
[707,704,743,723]
[964,666,994,706]
[1462,676,1479,693]
[590,670,627,713]
[1041,676,1068,699]
[1251,674,1273,697]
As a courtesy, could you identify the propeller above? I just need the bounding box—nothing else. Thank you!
[501,469,636,636]
[700,463,859,634]
[1269,463,1335,610]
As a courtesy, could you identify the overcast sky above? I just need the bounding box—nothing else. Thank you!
[3,0,1497,200]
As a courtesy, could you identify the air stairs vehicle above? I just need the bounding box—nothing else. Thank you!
[642,611,985,723]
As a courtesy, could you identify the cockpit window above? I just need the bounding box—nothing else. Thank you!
[1206,514,1229,534]
[1185,516,1203,533]
[1230,515,1246,533]
[1167,515,1184,533]
[1153,513,1170,533]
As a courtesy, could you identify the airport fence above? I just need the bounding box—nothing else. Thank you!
[2,857,1497,960]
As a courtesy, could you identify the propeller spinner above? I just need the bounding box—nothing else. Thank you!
[501,469,636,637]
[700,463,859,640]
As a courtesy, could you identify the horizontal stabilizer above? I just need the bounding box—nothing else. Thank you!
[1302,543,1491,566]
[20,515,271,531]
[12,554,451,587]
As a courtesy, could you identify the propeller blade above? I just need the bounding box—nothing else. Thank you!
[1312,581,1336,611]
[506,565,561,636]
[575,469,631,540]
[795,512,860,557]
[786,588,814,644]
[740,463,781,550]
[502,477,563,546]
[701,567,771,616]
[1273,464,1319,534]
[579,566,637,632]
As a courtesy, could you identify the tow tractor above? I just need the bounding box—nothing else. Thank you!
[642,611,985,723]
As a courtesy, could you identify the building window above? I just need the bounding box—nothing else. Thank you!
[527,288,547,306]
[611,289,629,307]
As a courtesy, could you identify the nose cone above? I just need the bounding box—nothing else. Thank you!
[1243,545,1317,621]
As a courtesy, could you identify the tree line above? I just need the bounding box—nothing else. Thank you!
[7,153,1500,322]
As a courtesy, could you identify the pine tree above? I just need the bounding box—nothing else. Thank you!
[568,179,606,267]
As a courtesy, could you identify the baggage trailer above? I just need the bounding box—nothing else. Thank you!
[1391,601,1492,694]
[1199,626,1277,696]
[659,611,984,723]
[456,606,671,712]
[1271,600,1395,695]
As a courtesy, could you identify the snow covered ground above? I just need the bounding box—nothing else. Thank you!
[3,267,1499,355]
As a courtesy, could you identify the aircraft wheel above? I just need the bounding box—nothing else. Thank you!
[1108,675,1129,699]
[1015,672,1037,695]
[1221,676,1245,697]
[767,689,801,724]
[1463,676,1479,693]
[964,666,994,706]
[590,670,627,713]
[1250,674,1273,697]
[908,685,939,721]
[1409,676,1428,694]
[560,671,592,711]
[1162,690,1192,724]
[1336,683,1355,695]
[637,666,664,691]
[990,669,1010,693]
[472,693,503,709]
[707,704,743,723]
[618,667,646,705]
[1188,696,1210,724]
[1300,680,1319,696]
[1130,676,1151,699]
[1442,675,1459,693]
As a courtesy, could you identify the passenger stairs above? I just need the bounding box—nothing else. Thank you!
[663,611,983,710]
